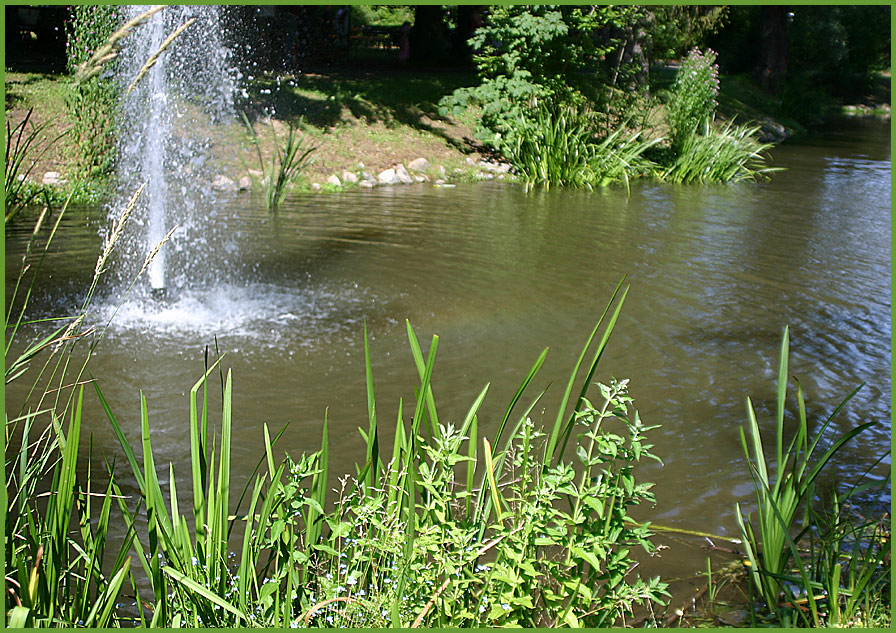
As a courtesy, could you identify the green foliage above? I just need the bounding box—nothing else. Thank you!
[440,5,645,150]
[503,104,658,190]
[797,488,891,628]
[5,388,135,628]
[241,112,317,209]
[785,6,891,98]
[351,5,413,28]
[649,6,730,60]
[4,183,165,627]
[65,5,122,178]
[709,5,890,111]
[93,282,668,627]
[662,119,779,184]
[665,47,720,155]
[735,327,886,626]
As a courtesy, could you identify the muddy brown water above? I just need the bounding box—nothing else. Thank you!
[5,117,890,606]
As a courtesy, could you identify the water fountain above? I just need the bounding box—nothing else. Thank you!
[100,6,376,345]
[113,5,238,298]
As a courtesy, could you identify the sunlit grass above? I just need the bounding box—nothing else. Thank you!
[662,119,781,184]
[502,105,659,190]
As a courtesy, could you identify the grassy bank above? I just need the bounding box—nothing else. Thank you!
[10,63,889,212]
[5,66,496,210]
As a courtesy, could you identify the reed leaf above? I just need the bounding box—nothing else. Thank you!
[405,320,439,436]
[307,413,329,548]
[161,567,248,622]
[544,279,627,467]
[736,327,877,616]
[84,557,131,628]
[363,321,380,492]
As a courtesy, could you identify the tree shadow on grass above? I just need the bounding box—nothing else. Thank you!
[242,68,481,153]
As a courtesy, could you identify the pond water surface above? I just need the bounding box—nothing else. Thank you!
[5,117,890,599]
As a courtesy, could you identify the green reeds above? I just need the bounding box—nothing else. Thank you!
[662,119,781,184]
[503,104,658,191]
[94,281,668,627]
[735,326,881,625]
[5,387,135,627]
[240,111,317,209]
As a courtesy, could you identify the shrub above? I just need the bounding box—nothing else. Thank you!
[665,47,720,155]
[439,5,648,151]
[65,5,122,178]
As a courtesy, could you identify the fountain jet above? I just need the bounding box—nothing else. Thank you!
[113,6,237,297]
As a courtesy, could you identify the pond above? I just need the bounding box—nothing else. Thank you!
[5,117,890,599]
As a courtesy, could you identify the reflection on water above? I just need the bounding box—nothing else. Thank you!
[5,118,890,588]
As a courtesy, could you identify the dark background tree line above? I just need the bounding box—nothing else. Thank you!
[8,4,889,107]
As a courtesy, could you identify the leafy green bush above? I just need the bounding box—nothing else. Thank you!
[439,5,646,151]
[665,47,721,155]
[65,5,122,178]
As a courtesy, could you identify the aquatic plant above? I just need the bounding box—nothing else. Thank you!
[735,326,885,626]
[502,104,658,191]
[240,112,317,209]
[4,183,172,627]
[96,282,669,627]
[665,47,721,156]
[662,118,779,184]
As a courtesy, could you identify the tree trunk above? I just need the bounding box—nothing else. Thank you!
[756,5,788,92]
[410,5,448,66]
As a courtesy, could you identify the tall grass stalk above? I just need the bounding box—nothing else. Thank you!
[735,326,880,624]
[4,109,69,224]
[240,112,317,208]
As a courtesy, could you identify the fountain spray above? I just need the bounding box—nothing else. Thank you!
[114,5,237,299]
